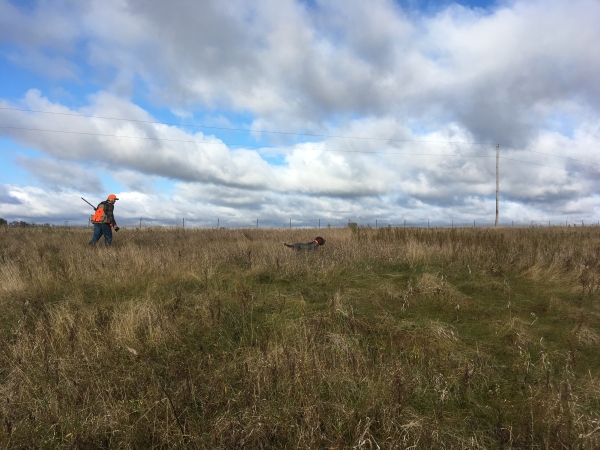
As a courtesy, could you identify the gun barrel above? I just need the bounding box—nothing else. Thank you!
[81,197,97,210]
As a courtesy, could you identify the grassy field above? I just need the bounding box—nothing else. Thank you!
[0,225,599,449]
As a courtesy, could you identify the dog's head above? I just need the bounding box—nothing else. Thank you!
[314,237,325,246]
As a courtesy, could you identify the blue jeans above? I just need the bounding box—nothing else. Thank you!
[89,223,113,245]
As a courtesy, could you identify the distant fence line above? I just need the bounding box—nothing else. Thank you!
[9,217,600,229]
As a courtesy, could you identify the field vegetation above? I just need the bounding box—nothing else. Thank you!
[0,225,599,448]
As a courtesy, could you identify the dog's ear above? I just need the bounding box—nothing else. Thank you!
[315,237,325,246]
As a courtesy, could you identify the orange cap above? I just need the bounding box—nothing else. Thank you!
[107,194,119,200]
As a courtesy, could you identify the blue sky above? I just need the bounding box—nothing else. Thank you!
[1,0,600,227]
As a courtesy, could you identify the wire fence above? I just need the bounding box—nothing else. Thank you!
[10,217,600,229]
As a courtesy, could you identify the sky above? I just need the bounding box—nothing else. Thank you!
[1,0,600,228]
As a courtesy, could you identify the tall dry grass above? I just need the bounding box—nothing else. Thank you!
[0,225,599,448]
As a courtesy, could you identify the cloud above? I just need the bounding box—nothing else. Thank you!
[0,185,90,222]
[16,155,104,193]
[416,0,600,143]
[0,90,270,187]
[0,90,399,197]
[4,0,600,136]
[6,51,79,79]
[0,1,81,50]
[2,89,600,222]
[112,169,158,194]
[0,0,84,80]
[0,185,22,205]
[43,0,595,142]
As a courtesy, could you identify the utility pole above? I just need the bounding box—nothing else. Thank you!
[495,144,499,227]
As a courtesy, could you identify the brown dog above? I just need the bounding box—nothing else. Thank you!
[284,236,325,251]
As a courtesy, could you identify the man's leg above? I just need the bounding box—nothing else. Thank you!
[103,224,113,245]
[89,224,103,245]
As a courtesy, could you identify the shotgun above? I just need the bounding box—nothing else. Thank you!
[81,197,97,210]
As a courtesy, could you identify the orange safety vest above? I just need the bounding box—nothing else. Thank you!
[91,202,108,223]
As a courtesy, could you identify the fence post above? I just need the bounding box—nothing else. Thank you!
[473,220,475,228]
[404,219,406,227]
[428,219,429,228]
[217,218,219,228]
[375,219,377,229]
[257,218,258,228]
[290,219,291,229]
[139,218,142,229]
[183,218,185,229]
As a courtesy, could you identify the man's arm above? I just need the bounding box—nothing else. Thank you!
[105,202,117,227]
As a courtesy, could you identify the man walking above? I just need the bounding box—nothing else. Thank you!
[89,194,120,246]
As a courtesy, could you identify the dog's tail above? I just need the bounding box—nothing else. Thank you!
[284,243,294,248]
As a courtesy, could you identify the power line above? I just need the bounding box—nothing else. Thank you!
[0,125,496,157]
[1,124,598,175]
[0,106,495,145]
[2,106,598,167]
[498,156,598,175]
[498,143,599,166]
